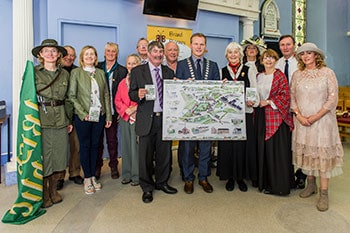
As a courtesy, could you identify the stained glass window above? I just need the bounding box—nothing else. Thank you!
[293,0,306,47]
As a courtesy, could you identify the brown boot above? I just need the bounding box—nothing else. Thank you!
[49,175,63,204]
[317,189,329,211]
[299,177,317,198]
[111,167,120,179]
[42,177,53,208]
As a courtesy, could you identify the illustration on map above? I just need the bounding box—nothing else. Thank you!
[163,80,246,140]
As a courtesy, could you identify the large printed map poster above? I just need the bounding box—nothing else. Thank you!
[163,80,246,140]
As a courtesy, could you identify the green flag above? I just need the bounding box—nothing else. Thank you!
[2,60,46,224]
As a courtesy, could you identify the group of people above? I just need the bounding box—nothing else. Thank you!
[217,35,343,211]
[31,32,343,211]
[31,39,139,206]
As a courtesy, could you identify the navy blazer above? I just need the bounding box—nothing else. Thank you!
[176,57,220,81]
[128,63,174,136]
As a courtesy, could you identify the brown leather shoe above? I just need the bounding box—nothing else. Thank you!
[111,168,120,179]
[184,181,194,194]
[199,180,213,193]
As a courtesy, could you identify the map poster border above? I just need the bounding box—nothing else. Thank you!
[162,80,246,141]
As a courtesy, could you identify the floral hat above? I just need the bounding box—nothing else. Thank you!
[241,35,267,54]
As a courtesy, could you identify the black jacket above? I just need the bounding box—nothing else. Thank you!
[97,61,128,115]
[128,64,174,136]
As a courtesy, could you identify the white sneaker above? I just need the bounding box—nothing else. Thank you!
[84,178,95,195]
[91,176,102,191]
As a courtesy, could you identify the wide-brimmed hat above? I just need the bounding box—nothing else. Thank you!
[296,42,325,59]
[32,39,67,57]
[241,35,267,54]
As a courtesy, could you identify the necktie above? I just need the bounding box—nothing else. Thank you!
[284,59,289,81]
[154,68,163,108]
[196,59,202,79]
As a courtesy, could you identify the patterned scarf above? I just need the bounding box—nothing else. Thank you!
[229,62,240,75]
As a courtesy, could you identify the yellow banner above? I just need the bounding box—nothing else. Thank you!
[147,25,192,46]
[147,25,192,60]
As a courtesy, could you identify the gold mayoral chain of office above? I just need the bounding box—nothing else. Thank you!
[186,58,210,80]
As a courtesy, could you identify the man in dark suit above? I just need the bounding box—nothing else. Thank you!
[136,37,149,64]
[129,40,177,203]
[56,45,83,190]
[96,42,128,180]
[175,33,220,194]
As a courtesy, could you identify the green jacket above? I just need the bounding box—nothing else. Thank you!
[35,64,72,128]
[68,67,112,122]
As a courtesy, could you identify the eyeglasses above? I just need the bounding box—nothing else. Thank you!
[263,56,276,60]
[138,44,148,49]
[42,49,58,54]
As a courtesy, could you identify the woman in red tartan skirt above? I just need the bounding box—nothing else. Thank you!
[255,49,295,196]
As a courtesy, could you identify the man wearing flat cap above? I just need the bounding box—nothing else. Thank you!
[32,39,73,208]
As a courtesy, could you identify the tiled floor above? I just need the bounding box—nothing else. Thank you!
[1,143,350,233]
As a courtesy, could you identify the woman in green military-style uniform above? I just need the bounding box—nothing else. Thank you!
[32,39,73,208]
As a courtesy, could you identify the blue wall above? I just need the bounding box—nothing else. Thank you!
[307,0,350,86]
[326,0,350,86]
[271,0,350,86]
[37,0,239,68]
[0,0,12,158]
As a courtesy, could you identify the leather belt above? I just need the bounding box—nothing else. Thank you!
[42,100,65,107]
[154,112,162,117]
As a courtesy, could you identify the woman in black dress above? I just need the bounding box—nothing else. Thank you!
[217,42,259,192]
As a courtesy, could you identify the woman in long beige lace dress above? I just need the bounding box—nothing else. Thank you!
[290,42,343,211]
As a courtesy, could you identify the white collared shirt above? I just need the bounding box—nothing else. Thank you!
[276,56,298,84]
[148,63,163,113]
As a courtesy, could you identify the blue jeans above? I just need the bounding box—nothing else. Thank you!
[74,114,106,178]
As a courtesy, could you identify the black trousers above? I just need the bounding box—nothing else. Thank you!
[138,115,172,192]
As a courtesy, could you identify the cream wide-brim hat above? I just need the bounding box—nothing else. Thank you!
[296,42,325,59]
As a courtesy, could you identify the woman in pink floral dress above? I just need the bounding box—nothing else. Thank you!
[291,42,344,211]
